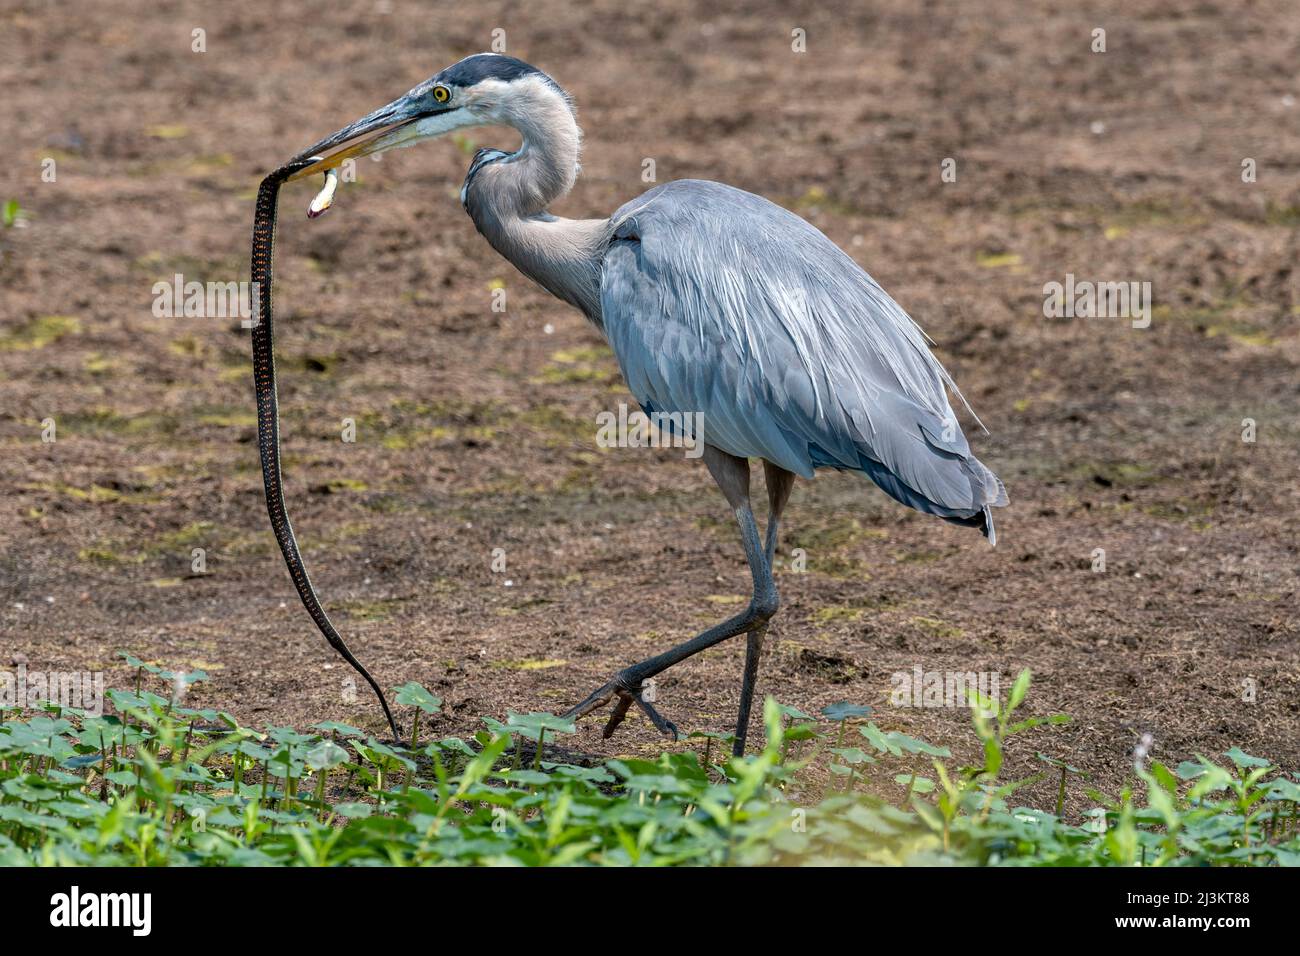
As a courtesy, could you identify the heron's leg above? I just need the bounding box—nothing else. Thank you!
[732,462,797,756]
[565,447,780,741]
[762,460,796,567]
[733,627,766,756]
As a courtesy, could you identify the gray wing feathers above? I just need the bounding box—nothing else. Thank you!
[600,180,1007,523]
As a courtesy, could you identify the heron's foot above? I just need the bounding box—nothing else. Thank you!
[563,672,679,741]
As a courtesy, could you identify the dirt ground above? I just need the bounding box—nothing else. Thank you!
[2,1,1298,819]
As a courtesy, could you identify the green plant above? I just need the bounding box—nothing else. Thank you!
[1,661,1296,866]
[2,199,27,228]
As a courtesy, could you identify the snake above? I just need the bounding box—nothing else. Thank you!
[249,161,400,740]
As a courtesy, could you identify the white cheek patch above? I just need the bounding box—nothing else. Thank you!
[410,109,478,140]
[367,109,480,156]
[307,167,339,219]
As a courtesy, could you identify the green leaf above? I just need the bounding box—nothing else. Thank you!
[1187,762,1233,800]
[312,721,366,738]
[116,652,162,675]
[502,711,576,741]
[821,702,873,721]
[775,703,815,722]
[895,774,935,793]
[1265,778,1300,801]
[394,682,442,714]
[1224,747,1269,769]
[160,668,209,687]
[1007,669,1031,712]
[304,740,348,771]
[453,733,511,800]
[860,723,951,758]
[860,723,893,755]
[1148,761,1179,796]
[430,737,476,758]
[983,738,1003,776]
[267,726,316,746]
[763,696,785,753]
[829,747,875,765]
[784,723,821,742]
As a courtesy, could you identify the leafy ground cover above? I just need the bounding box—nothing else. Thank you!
[2,658,1297,866]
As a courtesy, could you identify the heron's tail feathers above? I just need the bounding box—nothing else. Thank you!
[930,460,1006,545]
[799,392,1007,544]
[844,446,1008,545]
[940,502,1001,546]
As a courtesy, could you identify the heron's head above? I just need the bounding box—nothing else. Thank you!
[286,53,573,184]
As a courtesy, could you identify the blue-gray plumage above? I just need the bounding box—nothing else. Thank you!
[287,53,1007,754]
[603,180,1006,537]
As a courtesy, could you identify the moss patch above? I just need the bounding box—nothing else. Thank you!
[1,315,80,350]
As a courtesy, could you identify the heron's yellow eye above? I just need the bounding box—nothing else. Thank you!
[432,86,450,104]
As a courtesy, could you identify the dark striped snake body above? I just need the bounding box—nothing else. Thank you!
[249,163,400,739]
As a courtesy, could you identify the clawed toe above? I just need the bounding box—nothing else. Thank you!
[564,676,679,741]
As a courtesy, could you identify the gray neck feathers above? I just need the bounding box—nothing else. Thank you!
[462,76,609,321]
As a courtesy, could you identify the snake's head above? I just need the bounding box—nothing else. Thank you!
[306,168,339,219]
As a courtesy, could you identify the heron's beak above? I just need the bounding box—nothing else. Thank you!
[286,92,449,182]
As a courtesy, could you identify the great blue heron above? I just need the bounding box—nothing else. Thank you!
[254,53,1007,755]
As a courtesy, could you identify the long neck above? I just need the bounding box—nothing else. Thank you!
[463,80,608,321]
